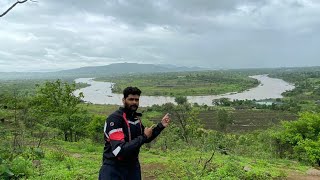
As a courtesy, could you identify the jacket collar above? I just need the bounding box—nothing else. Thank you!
[119,107,142,118]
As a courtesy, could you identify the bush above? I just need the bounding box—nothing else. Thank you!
[22,147,45,160]
[0,158,14,179]
[273,112,320,165]
[49,148,68,162]
[86,115,105,143]
[295,139,320,166]
[10,156,33,178]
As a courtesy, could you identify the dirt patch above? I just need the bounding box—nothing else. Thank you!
[306,168,320,176]
[72,153,82,158]
[287,168,320,180]
[141,163,166,180]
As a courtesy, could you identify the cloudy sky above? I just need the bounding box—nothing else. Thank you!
[0,0,319,72]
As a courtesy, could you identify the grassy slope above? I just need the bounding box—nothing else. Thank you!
[24,139,310,180]
[0,105,313,179]
[27,105,306,179]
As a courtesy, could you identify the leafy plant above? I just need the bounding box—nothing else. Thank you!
[273,112,320,165]
[10,156,33,178]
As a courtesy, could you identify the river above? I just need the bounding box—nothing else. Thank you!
[73,74,295,107]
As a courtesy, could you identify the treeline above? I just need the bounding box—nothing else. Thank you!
[211,98,302,113]
[269,68,320,112]
[0,80,91,142]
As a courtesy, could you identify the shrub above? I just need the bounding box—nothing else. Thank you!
[273,112,320,165]
[10,156,33,178]
[49,148,68,162]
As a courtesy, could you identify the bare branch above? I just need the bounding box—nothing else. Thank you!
[202,150,215,173]
[1,0,28,18]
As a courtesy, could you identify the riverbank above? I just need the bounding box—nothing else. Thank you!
[74,74,294,106]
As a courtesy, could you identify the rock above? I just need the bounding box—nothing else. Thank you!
[243,165,251,172]
[72,153,82,158]
[32,160,41,168]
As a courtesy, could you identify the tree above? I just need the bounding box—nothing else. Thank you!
[0,88,37,128]
[174,96,188,105]
[31,79,87,141]
[212,98,232,106]
[0,0,36,18]
[86,115,106,142]
[274,112,320,165]
[216,109,233,132]
[162,102,201,144]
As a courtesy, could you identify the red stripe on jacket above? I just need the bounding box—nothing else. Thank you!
[109,131,125,141]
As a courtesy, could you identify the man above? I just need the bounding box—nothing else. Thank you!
[99,86,170,180]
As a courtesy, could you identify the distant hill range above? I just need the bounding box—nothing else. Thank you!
[0,63,208,80]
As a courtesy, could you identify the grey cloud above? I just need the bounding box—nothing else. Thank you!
[0,0,320,72]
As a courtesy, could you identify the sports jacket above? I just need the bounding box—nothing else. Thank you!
[102,107,165,165]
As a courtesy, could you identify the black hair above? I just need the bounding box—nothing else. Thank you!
[123,87,141,98]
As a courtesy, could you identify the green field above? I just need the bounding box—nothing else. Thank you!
[149,108,297,132]
[95,71,259,96]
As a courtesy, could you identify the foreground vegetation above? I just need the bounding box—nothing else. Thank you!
[1,105,317,179]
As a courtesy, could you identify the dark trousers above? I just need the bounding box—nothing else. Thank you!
[98,161,141,180]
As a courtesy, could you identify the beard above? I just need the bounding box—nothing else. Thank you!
[124,103,138,111]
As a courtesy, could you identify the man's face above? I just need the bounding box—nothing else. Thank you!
[123,94,140,111]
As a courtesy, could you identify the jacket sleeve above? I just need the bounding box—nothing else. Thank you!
[104,114,147,158]
[142,122,165,143]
